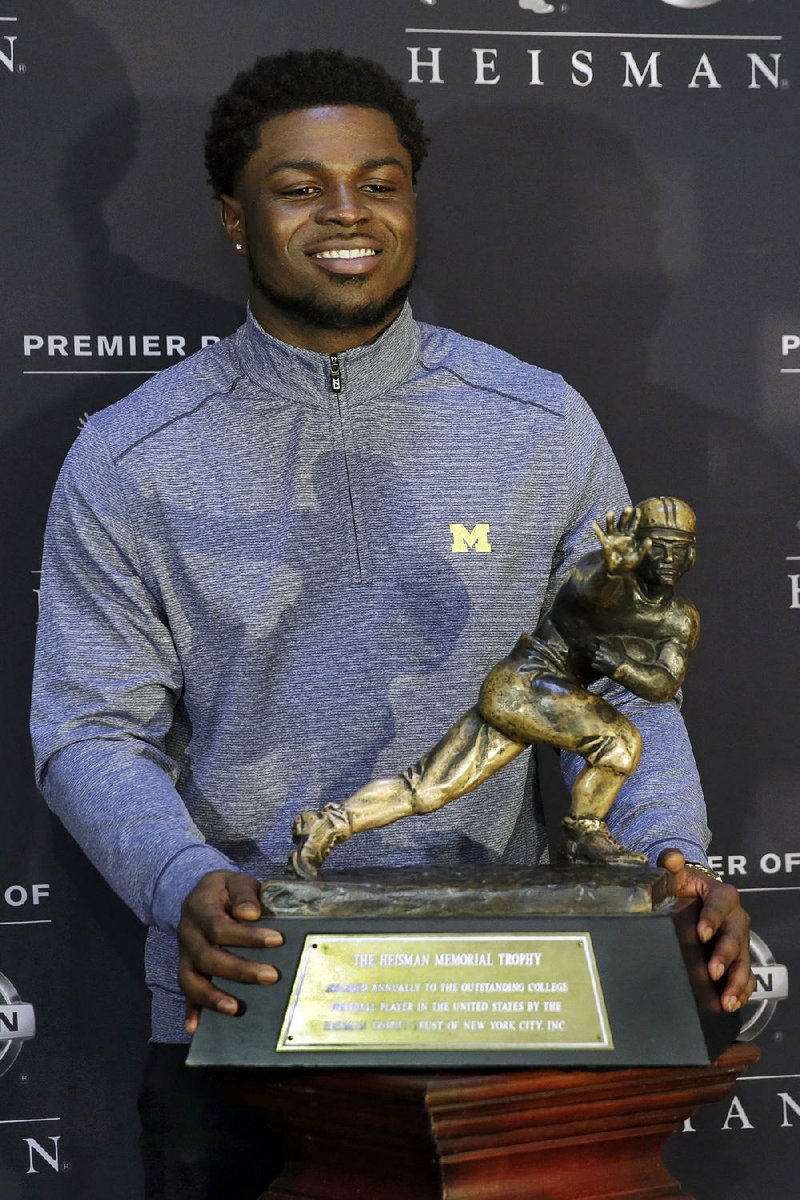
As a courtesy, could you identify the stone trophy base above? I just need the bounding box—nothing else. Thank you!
[188,865,740,1070]
[222,1041,757,1199]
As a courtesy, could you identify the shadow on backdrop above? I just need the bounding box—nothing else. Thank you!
[414,99,800,899]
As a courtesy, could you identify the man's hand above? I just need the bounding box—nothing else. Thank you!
[658,849,756,1013]
[178,869,283,1035]
[592,506,651,575]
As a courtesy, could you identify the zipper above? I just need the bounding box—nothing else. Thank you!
[327,352,367,582]
[329,353,342,393]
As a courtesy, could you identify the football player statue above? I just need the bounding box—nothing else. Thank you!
[289,498,700,878]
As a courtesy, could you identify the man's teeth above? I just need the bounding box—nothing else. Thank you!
[314,248,377,259]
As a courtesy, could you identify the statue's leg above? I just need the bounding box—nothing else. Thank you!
[479,662,645,865]
[289,708,525,878]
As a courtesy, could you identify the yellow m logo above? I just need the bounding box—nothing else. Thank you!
[449,523,493,553]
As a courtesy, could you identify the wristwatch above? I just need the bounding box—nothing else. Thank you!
[684,861,724,884]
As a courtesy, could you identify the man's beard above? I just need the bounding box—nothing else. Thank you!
[248,256,415,332]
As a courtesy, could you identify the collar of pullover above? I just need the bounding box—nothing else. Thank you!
[235,301,421,407]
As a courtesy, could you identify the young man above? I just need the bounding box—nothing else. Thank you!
[31,50,753,1199]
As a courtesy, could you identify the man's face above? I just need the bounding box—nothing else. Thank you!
[639,532,696,589]
[222,105,417,349]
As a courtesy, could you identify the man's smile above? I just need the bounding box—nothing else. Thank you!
[312,247,378,259]
[307,242,384,275]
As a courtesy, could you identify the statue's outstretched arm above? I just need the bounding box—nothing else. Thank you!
[574,507,652,606]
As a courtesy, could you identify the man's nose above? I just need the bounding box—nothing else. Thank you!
[317,183,371,225]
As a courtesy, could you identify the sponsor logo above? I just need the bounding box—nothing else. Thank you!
[24,1136,62,1175]
[450,523,493,553]
[408,46,784,91]
[707,850,800,878]
[408,3,787,92]
[0,15,21,75]
[661,0,722,8]
[790,566,800,610]
[22,333,220,364]
[512,1,725,10]
[2,883,50,910]
[684,1087,800,1132]
[0,970,35,1080]
[782,334,800,372]
[740,932,788,1042]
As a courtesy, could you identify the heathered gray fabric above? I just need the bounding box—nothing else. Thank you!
[31,304,709,1041]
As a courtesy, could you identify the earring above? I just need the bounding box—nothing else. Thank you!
[235,243,244,252]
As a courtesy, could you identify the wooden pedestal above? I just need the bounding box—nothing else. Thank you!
[227,1042,758,1200]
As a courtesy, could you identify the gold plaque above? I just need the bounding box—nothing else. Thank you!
[277,933,612,1052]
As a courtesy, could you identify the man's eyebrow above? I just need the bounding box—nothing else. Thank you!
[359,156,409,175]
[266,156,409,177]
[266,158,324,177]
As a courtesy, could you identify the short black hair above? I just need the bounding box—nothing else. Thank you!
[204,48,429,198]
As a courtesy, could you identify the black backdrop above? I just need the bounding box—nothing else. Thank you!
[1,2,798,1196]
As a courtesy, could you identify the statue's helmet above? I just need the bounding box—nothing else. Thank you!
[636,497,696,537]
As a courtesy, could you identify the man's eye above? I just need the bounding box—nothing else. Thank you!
[362,183,394,193]
[282,186,318,197]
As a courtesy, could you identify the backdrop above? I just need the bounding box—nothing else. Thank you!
[1,1,798,1196]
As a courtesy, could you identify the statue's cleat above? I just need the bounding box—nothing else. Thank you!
[288,805,352,879]
[562,815,648,867]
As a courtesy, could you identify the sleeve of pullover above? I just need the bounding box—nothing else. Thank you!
[30,423,235,931]
[545,386,710,866]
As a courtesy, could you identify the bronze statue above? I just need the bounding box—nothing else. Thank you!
[289,498,699,879]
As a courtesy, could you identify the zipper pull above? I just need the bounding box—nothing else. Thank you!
[329,353,342,393]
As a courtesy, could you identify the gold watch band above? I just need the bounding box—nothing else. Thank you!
[684,861,724,884]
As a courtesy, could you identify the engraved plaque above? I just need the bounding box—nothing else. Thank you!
[277,932,612,1052]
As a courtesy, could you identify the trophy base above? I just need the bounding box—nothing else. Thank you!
[187,865,739,1070]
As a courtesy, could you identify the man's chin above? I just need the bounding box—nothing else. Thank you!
[250,265,414,333]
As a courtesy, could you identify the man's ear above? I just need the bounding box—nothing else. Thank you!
[220,195,246,253]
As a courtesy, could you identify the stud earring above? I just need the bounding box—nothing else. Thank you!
[235,243,244,252]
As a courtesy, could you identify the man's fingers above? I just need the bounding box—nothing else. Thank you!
[656,847,688,882]
[185,1000,201,1036]
[702,899,752,1011]
[186,909,280,949]
[605,510,616,534]
[183,884,282,949]
[227,873,263,920]
[180,959,244,1018]
[181,938,279,986]
[696,882,741,942]
[706,917,746,973]
[720,964,757,1013]
[715,949,756,1013]
[179,944,279,1024]
[178,871,285,1029]
[180,915,281,981]
[655,851,755,1013]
